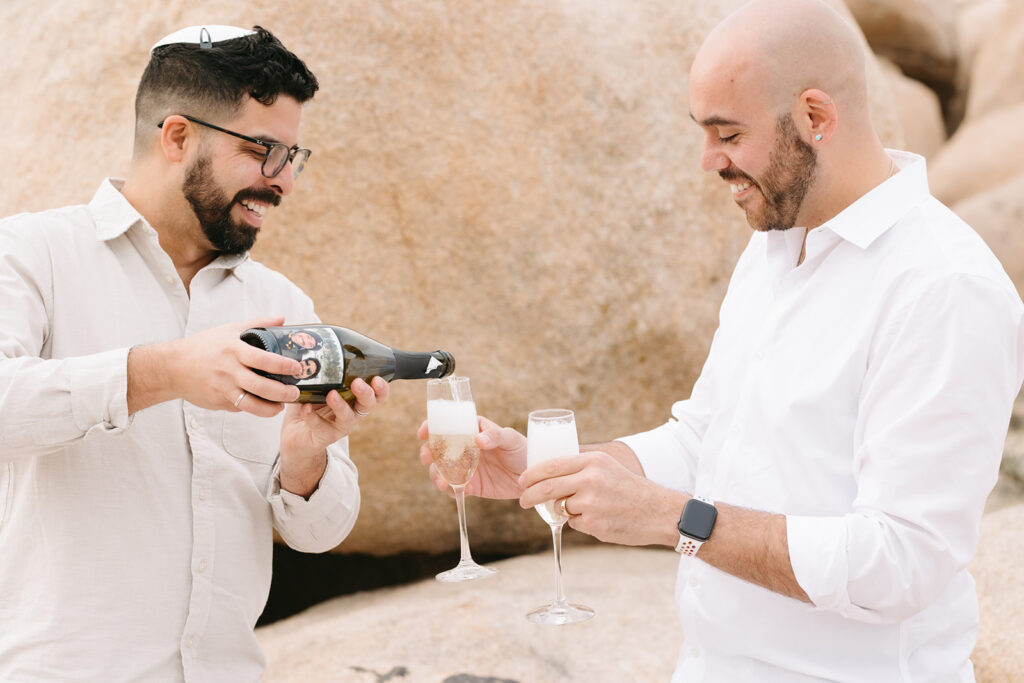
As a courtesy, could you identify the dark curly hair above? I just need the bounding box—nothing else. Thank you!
[134,26,318,152]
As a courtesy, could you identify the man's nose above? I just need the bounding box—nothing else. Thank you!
[269,163,295,197]
[700,144,729,173]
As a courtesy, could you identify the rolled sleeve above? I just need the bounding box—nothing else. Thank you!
[787,515,854,614]
[269,439,360,553]
[1,348,132,457]
[789,272,1024,624]
[70,347,131,437]
[618,422,695,492]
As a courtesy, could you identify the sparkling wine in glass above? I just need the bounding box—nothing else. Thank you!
[427,376,498,582]
[525,408,594,624]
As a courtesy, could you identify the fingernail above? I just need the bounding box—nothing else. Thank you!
[478,434,492,448]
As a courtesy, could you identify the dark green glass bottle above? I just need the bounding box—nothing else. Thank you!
[240,324,455,403]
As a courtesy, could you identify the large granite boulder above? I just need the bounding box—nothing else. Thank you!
[955,1,1011,81]
[953,175,1024,304]
[963,2,1024,123]
[953,1,1011,122]
[0,1,903,556]
[257,546,682,682]
[970,503,1024,681]
[843,0,958,107]
[879,58,946,159]
[928,104,1024,207]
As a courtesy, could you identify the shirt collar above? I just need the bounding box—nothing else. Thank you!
[818,149,930,249]
[89,178,148,241]
[88,177,251,280]
[207,252,251,281]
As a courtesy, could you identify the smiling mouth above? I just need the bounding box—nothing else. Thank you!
[729,180,752,195]
[239,199,269,218]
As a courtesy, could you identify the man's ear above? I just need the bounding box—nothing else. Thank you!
[157,115,192,164]
[798,88,837,144]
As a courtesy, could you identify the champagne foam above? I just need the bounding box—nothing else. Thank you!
[427,399,478,434]
[526,420,579,465]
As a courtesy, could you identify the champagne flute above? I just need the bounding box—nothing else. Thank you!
[427,376,498,582]
[525,408,595,624]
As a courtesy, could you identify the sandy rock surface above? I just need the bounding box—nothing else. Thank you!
[257,546,682,683]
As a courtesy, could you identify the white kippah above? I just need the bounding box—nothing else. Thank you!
[149,25,255,55]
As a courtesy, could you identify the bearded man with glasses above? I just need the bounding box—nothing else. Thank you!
[0,25,387,682]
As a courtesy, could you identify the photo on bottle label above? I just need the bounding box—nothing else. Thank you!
[288,327,344,386]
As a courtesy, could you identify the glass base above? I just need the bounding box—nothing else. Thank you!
[435,560,499,583]
[526,602,595,625]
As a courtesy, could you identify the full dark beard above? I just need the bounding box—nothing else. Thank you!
[721,114,817,232]
[182,157,279,256]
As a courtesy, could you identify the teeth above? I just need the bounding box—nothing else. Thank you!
[241,200,267,217]
[730,181,752,195]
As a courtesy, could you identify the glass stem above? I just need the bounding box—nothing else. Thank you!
[549,521,568,606]
[453,485,474,564]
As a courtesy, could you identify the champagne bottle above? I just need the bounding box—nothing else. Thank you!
[240,324,455,403]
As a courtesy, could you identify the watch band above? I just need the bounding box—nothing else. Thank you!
[675,496,715,556]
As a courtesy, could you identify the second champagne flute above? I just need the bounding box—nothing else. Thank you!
[427,376,498,582]
[526,408,595,624]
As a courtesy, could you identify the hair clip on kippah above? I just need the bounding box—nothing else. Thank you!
[149,25,255,55]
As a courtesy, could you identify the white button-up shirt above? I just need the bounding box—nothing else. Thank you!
[620,151,1024,682]
[0,179,360,682]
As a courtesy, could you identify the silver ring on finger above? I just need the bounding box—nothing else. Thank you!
[353,406,369,417]
[233,391,247,408]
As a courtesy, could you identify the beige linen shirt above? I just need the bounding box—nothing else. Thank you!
[0,179,360,682]
[620,151,1024,682]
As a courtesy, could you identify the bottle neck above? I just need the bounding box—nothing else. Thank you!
[393,350,454,380]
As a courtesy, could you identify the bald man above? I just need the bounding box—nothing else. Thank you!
[419,0,1024,680]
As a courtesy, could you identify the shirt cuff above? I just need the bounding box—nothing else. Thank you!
[787,514,852,613]
[268,441,360,551]
[70,347,131,436]
[617,422,693,492]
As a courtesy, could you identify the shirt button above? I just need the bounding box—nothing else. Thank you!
[197,560,207,573]
[690,646,701,657]
[165,275,175,285]
[197,488,207,501]
[189,418,198,430]
[185,636,196,648]
[688,577,699,588]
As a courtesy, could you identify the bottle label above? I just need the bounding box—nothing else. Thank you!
[276,327,345,387]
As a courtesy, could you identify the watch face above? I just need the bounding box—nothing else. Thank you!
[678,499,717,542]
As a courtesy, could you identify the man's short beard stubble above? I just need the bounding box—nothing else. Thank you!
[722,114,818,232]
[182,155,280,256]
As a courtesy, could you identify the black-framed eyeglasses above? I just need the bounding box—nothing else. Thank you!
[157,114,311,179]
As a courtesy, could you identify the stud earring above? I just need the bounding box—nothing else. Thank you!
[814,134,823,142]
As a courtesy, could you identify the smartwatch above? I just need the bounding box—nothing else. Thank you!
[675,496,717,557]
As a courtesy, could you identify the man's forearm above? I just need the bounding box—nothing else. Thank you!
[586,439,810,602]
[700,503,810,602]
[279,449,328,499]
[127,343,179,414]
